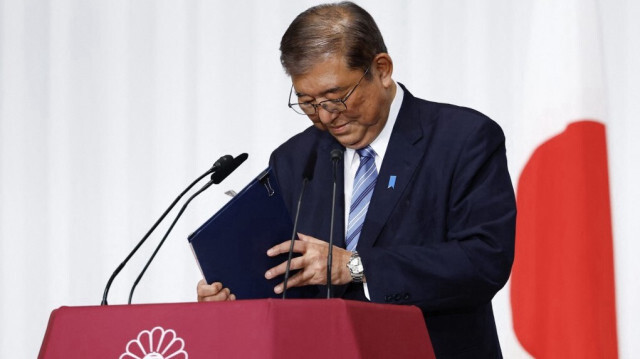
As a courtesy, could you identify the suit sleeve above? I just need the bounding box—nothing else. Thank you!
[357,118,516,313]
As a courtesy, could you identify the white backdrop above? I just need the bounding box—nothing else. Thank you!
[1,1,638,357]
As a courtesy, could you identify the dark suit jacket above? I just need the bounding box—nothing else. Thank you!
[269,84,516,358]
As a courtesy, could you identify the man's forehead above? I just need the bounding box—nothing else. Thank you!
[291,56,359,97]
[294,85,346,98]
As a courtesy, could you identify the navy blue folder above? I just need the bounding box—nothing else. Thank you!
[188,168,316,299]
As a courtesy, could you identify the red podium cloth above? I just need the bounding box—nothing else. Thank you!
[39,298,434,358]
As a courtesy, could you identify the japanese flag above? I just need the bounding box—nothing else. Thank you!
[510,0,618,357]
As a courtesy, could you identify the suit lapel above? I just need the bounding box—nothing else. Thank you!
[358,87,425,249]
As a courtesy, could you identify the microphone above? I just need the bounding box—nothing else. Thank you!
[282,149,317,299]
[128,153,248,304]
[101,154,236,305]
[212,153,248,184]
[327,148,343,298]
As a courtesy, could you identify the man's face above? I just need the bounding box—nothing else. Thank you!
[291,55,393,149]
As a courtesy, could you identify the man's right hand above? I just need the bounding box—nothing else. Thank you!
[196,280,236,302]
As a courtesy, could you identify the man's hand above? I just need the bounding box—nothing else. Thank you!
[196,280,236,302]
[265,233,354,294]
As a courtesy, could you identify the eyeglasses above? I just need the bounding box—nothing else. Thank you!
[288,67,370,115]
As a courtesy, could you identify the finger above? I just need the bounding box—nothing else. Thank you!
[273,269,314,294]
[198,281,223,296]
[267,239,306,257]
[197,281,223,298]
[228,293,236,301]
[202,287,231,302]
[297,232,322,243]
[265,256,305,280]
[197,279,207,299]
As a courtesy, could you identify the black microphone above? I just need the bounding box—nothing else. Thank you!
[211,153,248,184]
[101,154,235,305]
[127,153,248,304]
[327,148,343,298]
[282,149,317,299]
[210,155,233,181]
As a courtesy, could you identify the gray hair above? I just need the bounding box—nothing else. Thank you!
[280,2,388,77]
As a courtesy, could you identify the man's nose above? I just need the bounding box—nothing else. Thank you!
[317,107,340,124]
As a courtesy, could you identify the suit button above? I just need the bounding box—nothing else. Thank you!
[394,293,401,301]
[403,293,410,300]
[385,295,392,302]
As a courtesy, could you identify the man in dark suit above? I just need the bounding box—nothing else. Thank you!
[198,2,515,358]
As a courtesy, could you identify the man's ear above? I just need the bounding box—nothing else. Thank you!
[373,53,394,88]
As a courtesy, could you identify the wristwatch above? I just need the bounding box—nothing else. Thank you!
[347,251,365,283]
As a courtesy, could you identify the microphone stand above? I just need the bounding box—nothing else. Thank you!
[327,149,343,298]
[100,157,229,305]
[128,153,248,304]
[282,150,316,299]
[128,179,214,304]
[282,177,309,299]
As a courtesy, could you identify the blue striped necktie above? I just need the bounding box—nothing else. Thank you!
[345,146,378,251]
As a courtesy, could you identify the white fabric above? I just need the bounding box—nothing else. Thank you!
[1,1,639,358]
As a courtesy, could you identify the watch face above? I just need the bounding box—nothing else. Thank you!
[348,254,364,283]
[349,257,363,273]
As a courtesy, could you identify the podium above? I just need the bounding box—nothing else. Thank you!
[39,299,434,358]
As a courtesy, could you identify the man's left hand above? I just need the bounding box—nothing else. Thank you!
[265,233,353,294]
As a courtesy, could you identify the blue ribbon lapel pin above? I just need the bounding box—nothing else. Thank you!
[387,175,397,189]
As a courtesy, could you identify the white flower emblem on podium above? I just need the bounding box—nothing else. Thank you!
[120,326,188,359]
